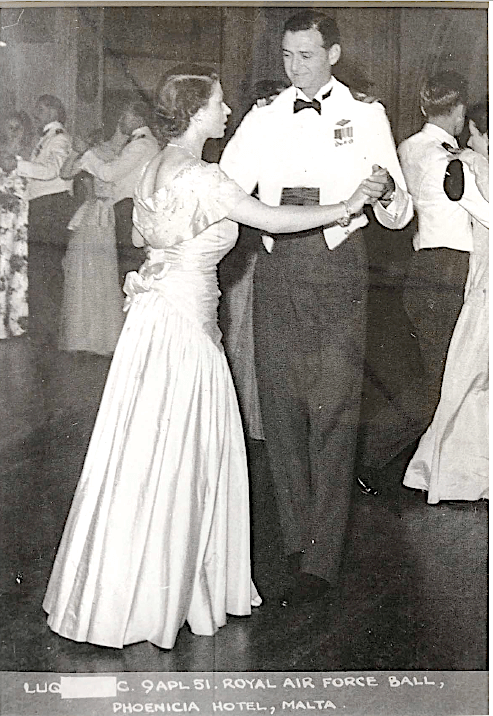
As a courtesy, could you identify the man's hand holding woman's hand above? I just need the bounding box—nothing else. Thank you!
[360,165,396,206]
[347,165,395,216]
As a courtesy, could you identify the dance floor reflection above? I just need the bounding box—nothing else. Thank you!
[0,335,486,673]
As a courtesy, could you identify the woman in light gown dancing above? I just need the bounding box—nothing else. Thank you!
[404,101,489,503]
[43,65,383,650]
[58,127,128,356]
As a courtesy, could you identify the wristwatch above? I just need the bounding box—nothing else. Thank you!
[337,200,351,227]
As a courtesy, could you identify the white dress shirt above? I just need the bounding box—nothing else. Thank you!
[80,126,159,204]
[220,78,413,251]
[17,121,72,201]
[398,123,475,252]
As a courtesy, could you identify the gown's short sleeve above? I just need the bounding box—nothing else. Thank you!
[194,163,248,227]
[133,162,247,249]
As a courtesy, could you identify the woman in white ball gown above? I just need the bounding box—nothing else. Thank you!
[404,101,489,503]
[43,65,383,649]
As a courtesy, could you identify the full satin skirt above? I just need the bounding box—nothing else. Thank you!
[404,290,488,503]
[44,289,257,649]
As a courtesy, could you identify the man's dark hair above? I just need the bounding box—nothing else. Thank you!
[283,10,340,50]
[37,94,66,125]
[419,71,468,118]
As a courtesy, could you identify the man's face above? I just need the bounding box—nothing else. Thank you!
[282,28,340,99]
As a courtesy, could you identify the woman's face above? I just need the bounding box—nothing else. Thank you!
[467,120,488,158]
[5,118,24,146]
[197,81,231,139]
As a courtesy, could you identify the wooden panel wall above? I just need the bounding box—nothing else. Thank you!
[0,6,487,152]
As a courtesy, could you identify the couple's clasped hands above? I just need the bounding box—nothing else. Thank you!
[347,164,396,215]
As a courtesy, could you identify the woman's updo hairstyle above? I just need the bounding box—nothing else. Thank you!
[153,64,219,146]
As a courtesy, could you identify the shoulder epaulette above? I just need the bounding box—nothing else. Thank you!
[349,88,380,104]
[255,97,277,108]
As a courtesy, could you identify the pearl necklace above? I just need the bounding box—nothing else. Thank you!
[167,142,200,160]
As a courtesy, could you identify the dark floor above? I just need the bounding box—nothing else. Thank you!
[0,243,488,673]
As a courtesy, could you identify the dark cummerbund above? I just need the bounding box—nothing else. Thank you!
[272,187,323,242]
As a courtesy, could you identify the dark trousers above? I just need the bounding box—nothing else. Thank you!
[360,247,470,469]
[114,198,144,286]
[28,192,73,350]
[253,227,368,583]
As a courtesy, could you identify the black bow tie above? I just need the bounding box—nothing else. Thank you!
[293,89,332,115]
[294,98,322,114]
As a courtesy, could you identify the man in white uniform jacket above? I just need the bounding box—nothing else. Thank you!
[220,9,413,607]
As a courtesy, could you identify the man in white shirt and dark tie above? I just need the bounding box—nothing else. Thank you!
[79,101,159,285]
[359,71,472,482]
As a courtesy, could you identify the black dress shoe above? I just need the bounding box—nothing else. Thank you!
[279,574,330,608]
[356,475,379,496]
